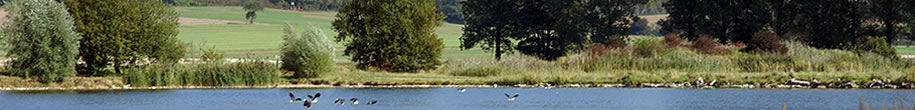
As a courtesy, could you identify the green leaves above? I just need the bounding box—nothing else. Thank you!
[333,0,444,72]
[461,0,646,61]
[3,0,81,83]
[281,24,335,78]
[62,0,183,75]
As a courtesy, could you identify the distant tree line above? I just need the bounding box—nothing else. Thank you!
[662,0,915,51]
[461,0,647,61]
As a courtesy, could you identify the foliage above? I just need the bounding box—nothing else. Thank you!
[2,0,80,83]
[663,0,771,43]
[631,38,668,57]
[856,37,898,58]
[244,1,266,24]
[741,31,787,54]
[461,0,646,61]
[333,0,445,72]
[199,46,223,62]
[436,0,464,24]
[281,24,335,78]
[692,36,727,54]
[662,34,685,48]
[123,59,280,87]
[62,0,184,75]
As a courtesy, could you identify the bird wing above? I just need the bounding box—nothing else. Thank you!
[289,92,295,98]
[314,93,321,98]
[513,93,519,98]
[504,93,511,98]
[307,94,314,99]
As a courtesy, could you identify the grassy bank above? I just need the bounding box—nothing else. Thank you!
[122,58,281,87]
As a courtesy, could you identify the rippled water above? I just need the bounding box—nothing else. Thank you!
[1,88,913,110]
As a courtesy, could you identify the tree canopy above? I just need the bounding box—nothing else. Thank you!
[3,0,81,82]
[333,0,445,72]
[62,0,185,75]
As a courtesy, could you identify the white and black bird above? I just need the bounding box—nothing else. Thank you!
[504,92,519,102]
[367,100,378,105]
[334,98,346,105]
[350,98,360,105]
[457,88,466,93]
[306,93,321,103]
[289,91,304,103]
[303,98,314,109]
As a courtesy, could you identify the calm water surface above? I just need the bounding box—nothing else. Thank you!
[1,88,913,110]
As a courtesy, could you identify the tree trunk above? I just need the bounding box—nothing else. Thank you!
[495,39,502,61]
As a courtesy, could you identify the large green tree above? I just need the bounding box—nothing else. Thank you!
[3,0,81,82]
[62,0,185,75]
[333,0,445,72]
[460,0,518,61]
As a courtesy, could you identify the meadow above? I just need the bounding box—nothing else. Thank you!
[175,6,488,60]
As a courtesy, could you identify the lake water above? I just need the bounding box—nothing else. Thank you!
[1,88,913,110]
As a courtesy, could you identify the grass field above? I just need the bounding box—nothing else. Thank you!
[897,46,915,55]
[175,6,486,60]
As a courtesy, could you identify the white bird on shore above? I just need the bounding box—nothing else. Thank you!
[504,92,519,102]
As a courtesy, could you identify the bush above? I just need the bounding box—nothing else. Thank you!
[691,36,728,54]
[3,0,80,83]
[741,31,787,54]
[662,34,685,48]
[855,36,897,58]
[281,24,335,78]
[632,38,668,57]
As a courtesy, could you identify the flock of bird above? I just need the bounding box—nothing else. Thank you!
[288,91,379,109]
[287,88,521,109]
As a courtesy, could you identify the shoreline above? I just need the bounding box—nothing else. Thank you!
[3,83,912,91]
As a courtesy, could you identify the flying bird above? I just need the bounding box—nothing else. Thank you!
[303,98,314,109]
[504,92,519,102]
[367,100,378,105]
[289,91,303,103]
[307,93,321,103]
[457,88,466,93]
[350,98,360,105]
[334,98,346,105]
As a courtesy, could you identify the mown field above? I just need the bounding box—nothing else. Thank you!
[175,6,487,60]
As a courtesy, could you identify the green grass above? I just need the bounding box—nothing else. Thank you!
[896,46,915,55]
[176,6,480,59]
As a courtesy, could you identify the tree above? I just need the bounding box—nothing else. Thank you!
[2,0,80,82]
[62,0,185,75]
[461,0,645,61]
[460,0,518,61]
[281,24,335,78]
[870,0,905,44]
[436,0,465,24]
[333,0,445,72]
[244,1,266,24]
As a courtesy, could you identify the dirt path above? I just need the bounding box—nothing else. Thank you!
[178,17,249,25]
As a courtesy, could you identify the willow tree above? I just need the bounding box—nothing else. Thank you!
[3,0,81,82]
[62,0,185,75]
[333,0,445,72]
[281,24,335,78]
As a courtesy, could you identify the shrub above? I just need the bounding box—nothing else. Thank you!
[855,36,897,58]
[662,34,685,48]
[281,24,335,78]
[692,35,728,54]
[199,46,223,62]
[741,31,787,54]
[3,0,80,83]
[632,38,668,57]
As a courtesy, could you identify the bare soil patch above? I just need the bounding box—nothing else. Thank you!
[178,17,249,25]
